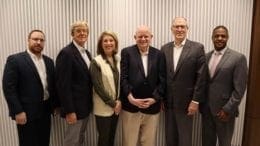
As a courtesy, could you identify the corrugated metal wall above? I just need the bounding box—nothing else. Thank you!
[0,0,253,146]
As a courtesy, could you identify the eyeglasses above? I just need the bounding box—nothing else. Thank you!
[74,29,88,34]
[30,38,45,42]
[172,25,187,29]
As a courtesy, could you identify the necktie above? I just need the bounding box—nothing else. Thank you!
[209,52,222,77]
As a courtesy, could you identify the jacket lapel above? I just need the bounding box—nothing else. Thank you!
[23,52,42,85]
[206,51,213,63]
[174,40,190,76]
[212,48,230,78]
[134,46,146,77]
[147,47,155,76]
[70,43,89,72]
[43,56,52,86]
[164,42,174,78]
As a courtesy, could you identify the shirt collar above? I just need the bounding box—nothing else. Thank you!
[139,47,149,56]
[214,47,227,55]
[174,38,186,48]
[73,40,85,53]
[27,49,42,60]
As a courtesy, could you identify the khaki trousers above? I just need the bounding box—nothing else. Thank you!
[121,110,160,146]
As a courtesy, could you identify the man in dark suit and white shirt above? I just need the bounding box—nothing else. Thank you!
[2,29,57,146]
[120,25,166,146]
[161,17,207,146]
[56,21,93,146]
[201,25,248,146]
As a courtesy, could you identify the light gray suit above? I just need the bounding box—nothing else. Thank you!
[201,48,248,146]
[161,39,207,146]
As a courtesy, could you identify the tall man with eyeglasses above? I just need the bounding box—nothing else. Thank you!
[2,29,58,146]
[161,17,207,146]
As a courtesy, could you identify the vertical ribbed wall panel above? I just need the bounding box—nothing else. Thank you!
[0,0,253,146]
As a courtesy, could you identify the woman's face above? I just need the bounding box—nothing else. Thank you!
[102,35,116,56]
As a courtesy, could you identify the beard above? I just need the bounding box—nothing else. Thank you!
[29,45,43,54]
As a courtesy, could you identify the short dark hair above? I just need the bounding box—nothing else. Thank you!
[28,29,45,39]
[212,25,229,37]
[97,31,119,57]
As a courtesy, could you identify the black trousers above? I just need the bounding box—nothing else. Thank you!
[95,114,119,146]
[17,103,51,146]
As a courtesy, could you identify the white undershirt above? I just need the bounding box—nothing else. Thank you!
[140,48,149,77]
[173,39,186,71]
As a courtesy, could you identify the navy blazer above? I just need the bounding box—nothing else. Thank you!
[2,51,56,121]
[56,42,93,119]
[120,45,166,114]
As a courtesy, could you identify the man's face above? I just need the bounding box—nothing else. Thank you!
[28,31,45,55]
[72,26,89,47]
[134,27,153,52]
[212,28,229,51]
[171,18,188,42]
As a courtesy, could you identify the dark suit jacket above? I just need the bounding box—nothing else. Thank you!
[161,39,207,111]
[2,51,56,121]
[202,48,248,117]
[120,45,166,114]
[56,42,93,119]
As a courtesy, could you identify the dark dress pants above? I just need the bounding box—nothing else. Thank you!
[95,114,119,146]
[17,102,51,146]
[165,108,193,146]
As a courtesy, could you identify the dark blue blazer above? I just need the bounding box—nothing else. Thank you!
[2,51,56,121]
[56,42,93,119]
[120,45,166,114]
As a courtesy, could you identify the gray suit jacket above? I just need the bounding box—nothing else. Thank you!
[205,48,248,117]
[161,39,207,111]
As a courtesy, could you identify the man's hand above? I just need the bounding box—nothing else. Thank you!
[187,101,199,116]
[66,112,77,124]
[217,109,230,122]
[160,101,165,111]
[143,98,156,107]
[15,112,27,125]
[53,107,61,116]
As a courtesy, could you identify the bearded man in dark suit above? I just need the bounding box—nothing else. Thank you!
[2,30,58,146]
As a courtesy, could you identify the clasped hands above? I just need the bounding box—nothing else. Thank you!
[128,93,156,109]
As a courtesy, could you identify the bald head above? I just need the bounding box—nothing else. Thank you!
[135,25,152,36]
[134,25,153,52]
